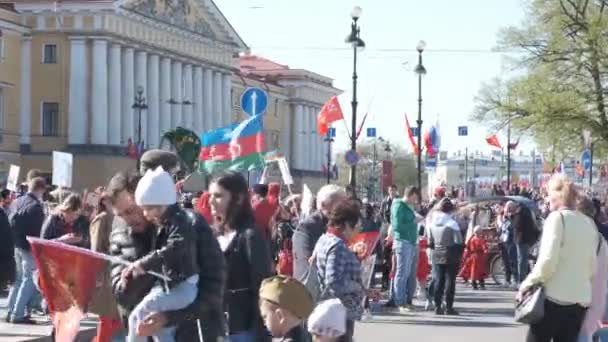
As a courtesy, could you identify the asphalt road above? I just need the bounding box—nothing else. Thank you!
[354,284,527,341]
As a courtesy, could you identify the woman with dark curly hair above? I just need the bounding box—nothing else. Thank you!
[209,172,272,342]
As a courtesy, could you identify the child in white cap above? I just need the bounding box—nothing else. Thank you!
[123,166,200,342]
[308,299,347,342]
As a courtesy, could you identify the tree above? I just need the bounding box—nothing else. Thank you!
[473,0,608,157]
[334,141,423,200]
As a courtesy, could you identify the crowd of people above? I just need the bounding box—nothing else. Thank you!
[2,149,608,342]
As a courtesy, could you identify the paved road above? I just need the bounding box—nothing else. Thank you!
[355,284,527,341]
[0,283,526,341]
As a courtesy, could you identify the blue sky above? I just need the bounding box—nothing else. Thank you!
[216,0,533,156]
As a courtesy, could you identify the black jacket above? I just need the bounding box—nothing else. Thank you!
[40,214,90,248]
[292,211,327,282]
[381,197,394,223]
[223,223,272,341]
[512,206,539,245]
[110,210,226,341]
[0,207,14,286]
[138,205,200,287]
[9,193,45,251]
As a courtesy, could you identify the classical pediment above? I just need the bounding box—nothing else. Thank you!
[121,0,246,48]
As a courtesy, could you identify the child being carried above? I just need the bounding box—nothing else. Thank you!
[122,167,200,342]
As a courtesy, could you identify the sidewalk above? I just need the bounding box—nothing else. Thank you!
[0,296,97,342]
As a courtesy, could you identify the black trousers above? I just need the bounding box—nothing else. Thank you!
[526,299,587,342]
[433,263,458,309]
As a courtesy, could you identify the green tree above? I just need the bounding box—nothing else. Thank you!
[473,0,608,157]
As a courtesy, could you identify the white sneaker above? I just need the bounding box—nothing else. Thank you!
[424,300,434,311]
[361,309,373,321]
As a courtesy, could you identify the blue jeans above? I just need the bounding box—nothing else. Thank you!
[406,245,418,304]
[392,239,416,306]
[516,243,530,283]
[128,277,198,342]
[7,248,38,320]
[229,331,255,342]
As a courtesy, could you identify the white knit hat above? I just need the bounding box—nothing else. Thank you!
[135,166,177,206]
[307,299,347,338]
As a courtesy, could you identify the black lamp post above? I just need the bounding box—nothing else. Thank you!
[414,40,426,197]
[345,6,365,191]
[324,132,334,185]
[132,85,148,171]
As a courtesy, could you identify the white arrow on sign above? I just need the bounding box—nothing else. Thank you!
[251,91,257,116]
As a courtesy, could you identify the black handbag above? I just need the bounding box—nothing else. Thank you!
[514,286,545,324]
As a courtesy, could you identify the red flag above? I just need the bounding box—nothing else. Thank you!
[28,238,108,337]
[317,96,344,136]
[405,114,419,155]
[355,112,369,140]
[486,135,502,149]
[349,231,380,260]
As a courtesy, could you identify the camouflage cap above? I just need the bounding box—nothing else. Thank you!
[139,149,179,174]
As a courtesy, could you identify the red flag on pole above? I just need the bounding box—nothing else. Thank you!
[486,135,502,149]
[405,114,419,155]
[28,238,108,340]
[317,96,344,136]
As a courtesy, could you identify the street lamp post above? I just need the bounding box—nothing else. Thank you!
[324,132,334,185]
[506,114,512,190]
[132,85,148,172]
[414,40,427,196]
[346,6,365,191]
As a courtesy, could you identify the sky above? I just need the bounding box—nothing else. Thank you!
[216,0,534,157]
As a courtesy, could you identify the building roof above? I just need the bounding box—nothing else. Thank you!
[240,55,289,72]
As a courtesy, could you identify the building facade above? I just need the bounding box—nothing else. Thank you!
[238,55,341,192]
[0,0,245,189]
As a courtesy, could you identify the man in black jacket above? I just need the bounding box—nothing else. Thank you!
[511,203,539,284]
[0,189,14,293]
[107,170,226,341]
[5,177,46,324]
[381,185,398,224]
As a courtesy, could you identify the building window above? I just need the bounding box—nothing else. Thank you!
[42,44,57,64]
[42,102,59,136]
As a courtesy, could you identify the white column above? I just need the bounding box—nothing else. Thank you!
[203,68,213,130]
[317,107,323,172]
[309,107,316,171]
[121,47,134,144]
[212,71,223,126]
[193,66,203,134]
[222,73,232,124]
[20,37,32,145]
[91,39,108,145]
[135,50,147,145]
[147,54,160,147]
[159,57,172,135]
[171,60,182,127]
[108,43,122,145]
[183,64,193,129]
[295,104,304,169]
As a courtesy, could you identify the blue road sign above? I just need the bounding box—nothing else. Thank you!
[329,127,336,138]
[458,126,468,136]
[426,156,437,169]
[367,127,377,137]
[582,149,592,171]
[411,127,420,137]
[240,87,268,116]
[344,149,360,166]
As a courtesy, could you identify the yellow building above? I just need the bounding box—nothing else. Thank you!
[0,0,245,189]
[0,1,340,192]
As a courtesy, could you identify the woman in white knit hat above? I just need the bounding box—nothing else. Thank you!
[308,299,347,342]
[122,166,200,342]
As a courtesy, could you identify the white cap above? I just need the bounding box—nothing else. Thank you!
[135,166,177,206]
[307,299,347,338]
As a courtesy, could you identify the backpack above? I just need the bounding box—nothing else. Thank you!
[276,239,294,276]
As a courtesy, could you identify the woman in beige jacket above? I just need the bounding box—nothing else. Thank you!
[88,195,122,341]
[518,175,599,342]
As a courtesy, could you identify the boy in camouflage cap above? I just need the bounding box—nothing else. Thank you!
[259,275,314,342]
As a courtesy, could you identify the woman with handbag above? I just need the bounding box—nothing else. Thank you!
[517,175,599,342]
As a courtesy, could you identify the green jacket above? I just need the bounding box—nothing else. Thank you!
[391,199,418,244]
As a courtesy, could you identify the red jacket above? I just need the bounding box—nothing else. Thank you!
[252,198,275,239]
[195,192,213,224]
